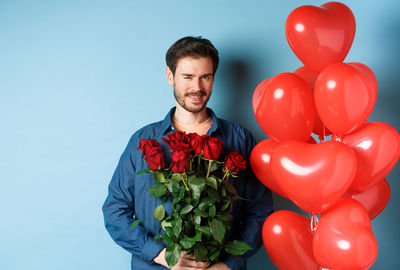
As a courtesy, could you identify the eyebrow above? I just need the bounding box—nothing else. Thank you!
[181,73,213,77]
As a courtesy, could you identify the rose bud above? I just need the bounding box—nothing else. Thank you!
[188,133,206,155]
[138,139,160,156]
[145,146,166,171]
[162,130,189,151]
[203,136,224,160]
[224,151,246,174]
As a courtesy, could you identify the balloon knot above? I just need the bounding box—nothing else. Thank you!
[310,214,319,232]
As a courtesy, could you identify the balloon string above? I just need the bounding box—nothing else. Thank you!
[318,124,326,143]
[310,214,319,232]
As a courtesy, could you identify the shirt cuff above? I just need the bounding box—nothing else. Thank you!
[140,237,166,262]
[225,255,245,270]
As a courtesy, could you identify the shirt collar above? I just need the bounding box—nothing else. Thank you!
[160,107,223,137]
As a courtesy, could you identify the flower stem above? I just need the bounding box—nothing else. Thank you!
[206,160,213,179]
[181,174,190,191]
[222,170,229,182]
[198,155,201,171]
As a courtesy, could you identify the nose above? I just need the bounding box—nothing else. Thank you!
[192,78,202,90]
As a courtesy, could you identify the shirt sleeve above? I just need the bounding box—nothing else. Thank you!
[225,131,275,270]
[102,135,166,263]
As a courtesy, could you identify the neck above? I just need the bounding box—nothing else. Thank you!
[173,104,209,125]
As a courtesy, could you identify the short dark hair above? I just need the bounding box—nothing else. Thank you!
[166,36,219,75]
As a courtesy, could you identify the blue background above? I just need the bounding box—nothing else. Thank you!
[1,0,399,269]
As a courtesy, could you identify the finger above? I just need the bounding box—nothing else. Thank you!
[180,258,209,268]
[182,253,196,260]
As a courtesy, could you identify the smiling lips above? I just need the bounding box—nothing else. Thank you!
[186,91,206,103]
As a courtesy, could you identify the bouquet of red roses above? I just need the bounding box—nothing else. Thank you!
[132,130,252,268]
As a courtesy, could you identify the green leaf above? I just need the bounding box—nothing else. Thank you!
[180,204,194,215]
[220,186,227,197]
[216,213,233,222]
[210,161,220,172]
[219,198,231,211]
[209,249,220,261]
[208,205,216,217]
[165,243,182,268]
[129,219,143,228]
[161,219,171,231]
[198,197,216,211]
[180,236,196,249]
[166,180,180,194]
[210,219,225,244]
[183,221,194,236]
[153,171,166,182]
[194,213,201,227]
[194,208,209,217]
[153,181,164,186]
[165,226,177,241]
[224,182,238,196]
[193,231,202,242]
[147,185,167,198]
[224,240,253,255]
[189,177,206,201]
[197,226,211,239]
[206,176,218,190]
[194,244,208,262]
[173,217,182,239]
[173,189,185,204]
[161,196,169,204]
[208,239,219,247]
[153,204,165,221]
[137,169,152,175]
[207,188,219,201]
[161,232,173,244]
[171,173,182,182]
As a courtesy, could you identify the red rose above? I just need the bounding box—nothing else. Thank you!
[138,139,160,156]
[224,151,246,173]
[203,136,224,160]
[145,147,166,171]
[170,150,191,173]
[172,141,191,152]
[188,133,206,155]
[163,130,189,151]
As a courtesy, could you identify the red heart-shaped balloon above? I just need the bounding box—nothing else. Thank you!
[262,210,319,270]
[285,2,355,72]
[250,139,287,198]
[252,78,270,116]
[344,178,391,220]
[342,121,400,191]
[254,72,316,142]
[314,62,378,136]
[271,141,356,213]
[294,66,332,137]
[313,198,378,270]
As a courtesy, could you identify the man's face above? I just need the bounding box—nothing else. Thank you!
[166,56,214,113]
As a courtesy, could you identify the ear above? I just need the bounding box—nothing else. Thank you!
[165,66,174,86]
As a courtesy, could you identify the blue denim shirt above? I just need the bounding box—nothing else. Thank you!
[102,107,274,270]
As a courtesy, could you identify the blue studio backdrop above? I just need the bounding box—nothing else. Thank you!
[1,0,399,269]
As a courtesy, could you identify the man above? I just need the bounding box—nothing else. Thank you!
[102,36,274,270]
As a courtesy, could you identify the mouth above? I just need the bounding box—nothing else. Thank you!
[186,91,206,103]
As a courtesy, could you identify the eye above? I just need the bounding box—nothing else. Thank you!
[201,75,211,80]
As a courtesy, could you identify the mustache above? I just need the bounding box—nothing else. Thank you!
[185,91,207,97]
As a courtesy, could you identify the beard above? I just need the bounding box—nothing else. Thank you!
[173,86,210,113]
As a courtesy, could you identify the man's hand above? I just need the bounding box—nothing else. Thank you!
[207,262,231,270]
[154,248,209,269]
